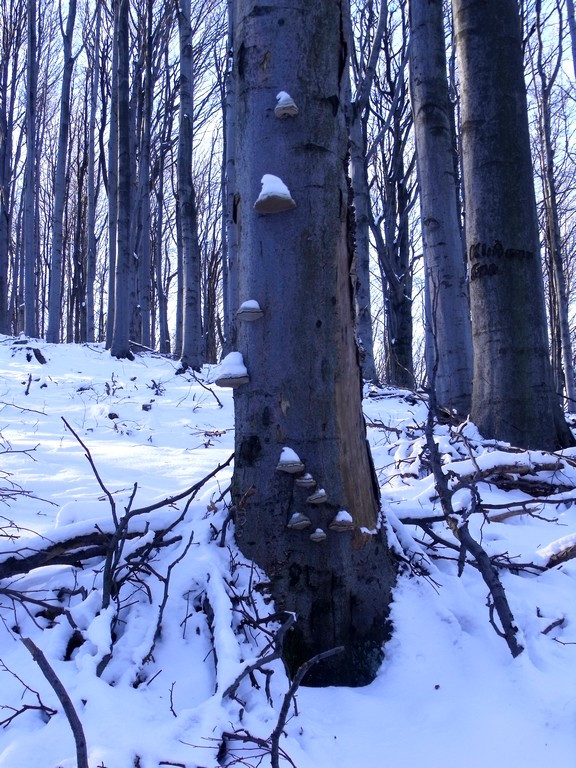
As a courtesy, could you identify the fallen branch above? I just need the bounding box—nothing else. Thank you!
[425,389,523,658]
[269,646,344,768]
[21,637,88,768]
[223,612,295,701]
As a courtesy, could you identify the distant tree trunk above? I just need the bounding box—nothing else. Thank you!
[367,4,416,390]
[46,0,77,344]
[155,47,172,355]
[110,0,133,359]
[409,0,472,415]
[130,0,153,349]
[176,0,203,370]
[371,137,415,390]
[345,0,385,384]
[85,0,101,343]
[221,0,237,355]
[566,0,576,78]
[231,0,395,687]
[0,0,23,335]
[106,25,119,348]
[23,0,38,336]
[533,0,576,412]
[453,0,573,449]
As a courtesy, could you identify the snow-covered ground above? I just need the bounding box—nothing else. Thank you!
[0,336,574,767]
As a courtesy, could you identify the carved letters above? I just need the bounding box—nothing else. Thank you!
[469,241,533,280]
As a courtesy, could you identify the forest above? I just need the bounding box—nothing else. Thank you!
[0,0,572,387]
[0,0,576,763]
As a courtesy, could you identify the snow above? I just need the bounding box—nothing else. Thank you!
[0,337,575,767]
[210,350,248,380]
[238,299,261,311]
[278,446,302,464]
[257,174,292,199]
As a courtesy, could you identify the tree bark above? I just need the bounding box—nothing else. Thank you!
[106,16,119,349]
[231,0,395,686]
[85,0,101,343]
[409,0,472,416]
[176,0,203,370]
[452,0,573,449]
[46,0,77,344]
[0,0,24,335]
[110,0,134,359]
[533,2,576,412]
[566,0,576,79]
[345,0,385,384]
[23,0,38,337]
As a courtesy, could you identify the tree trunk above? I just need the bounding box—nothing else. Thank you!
[46,0,77,344]
[452,0,573,449]
[110,0,133,359]
[176,0,203,370]
[85,0,101,343]
[222,0,238,354]
[409,0,472,415]
[231,0,395,687]
[23,0,37,337]
[566,0,576,79]
[155,47,172,355]
[533,3,576,412]
[106,23,119,349]
[0,0,22,336]
[345,1,386,385]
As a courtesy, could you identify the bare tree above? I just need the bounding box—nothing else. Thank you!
[110,0,134,359]
[230,0,395,686]
[453,0,573,449]
[409,0,472,415]
[46,0,78,343]
[0,0,25,335]
[175,0,202,369]
[23,0,38,336]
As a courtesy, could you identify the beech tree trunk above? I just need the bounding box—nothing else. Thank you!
[46,0,77,344]
[533,3,576,412]
[345,1,385,385]
[453,0,573,449]
[176,0,203,370]
[110,0,133,359]
[566,0,576,79]
[85,0,101,343]
[230,0,395,686]
[409,0,472,416]
[106,16,119,349]
[23,0,37,337]
[0,0,22,335]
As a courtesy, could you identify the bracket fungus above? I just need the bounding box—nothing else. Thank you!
[276,447,305,474]
[212,351,250,388]
[236,299,264,322]
[328,510,354,532]
[287,512,312,530]
[309,528,327,543]
[274,91,299,118]
[306,488,328,505]
[254,174,296,214]
[295,473,316,489]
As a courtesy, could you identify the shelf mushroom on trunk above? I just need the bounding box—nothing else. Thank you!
[213,351,250,388]
[253,174,296,214]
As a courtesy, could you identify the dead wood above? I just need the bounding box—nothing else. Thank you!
[21,636,88,768]
[543,542,576,569]
[0,530,119,580]
[425,388,524,658]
